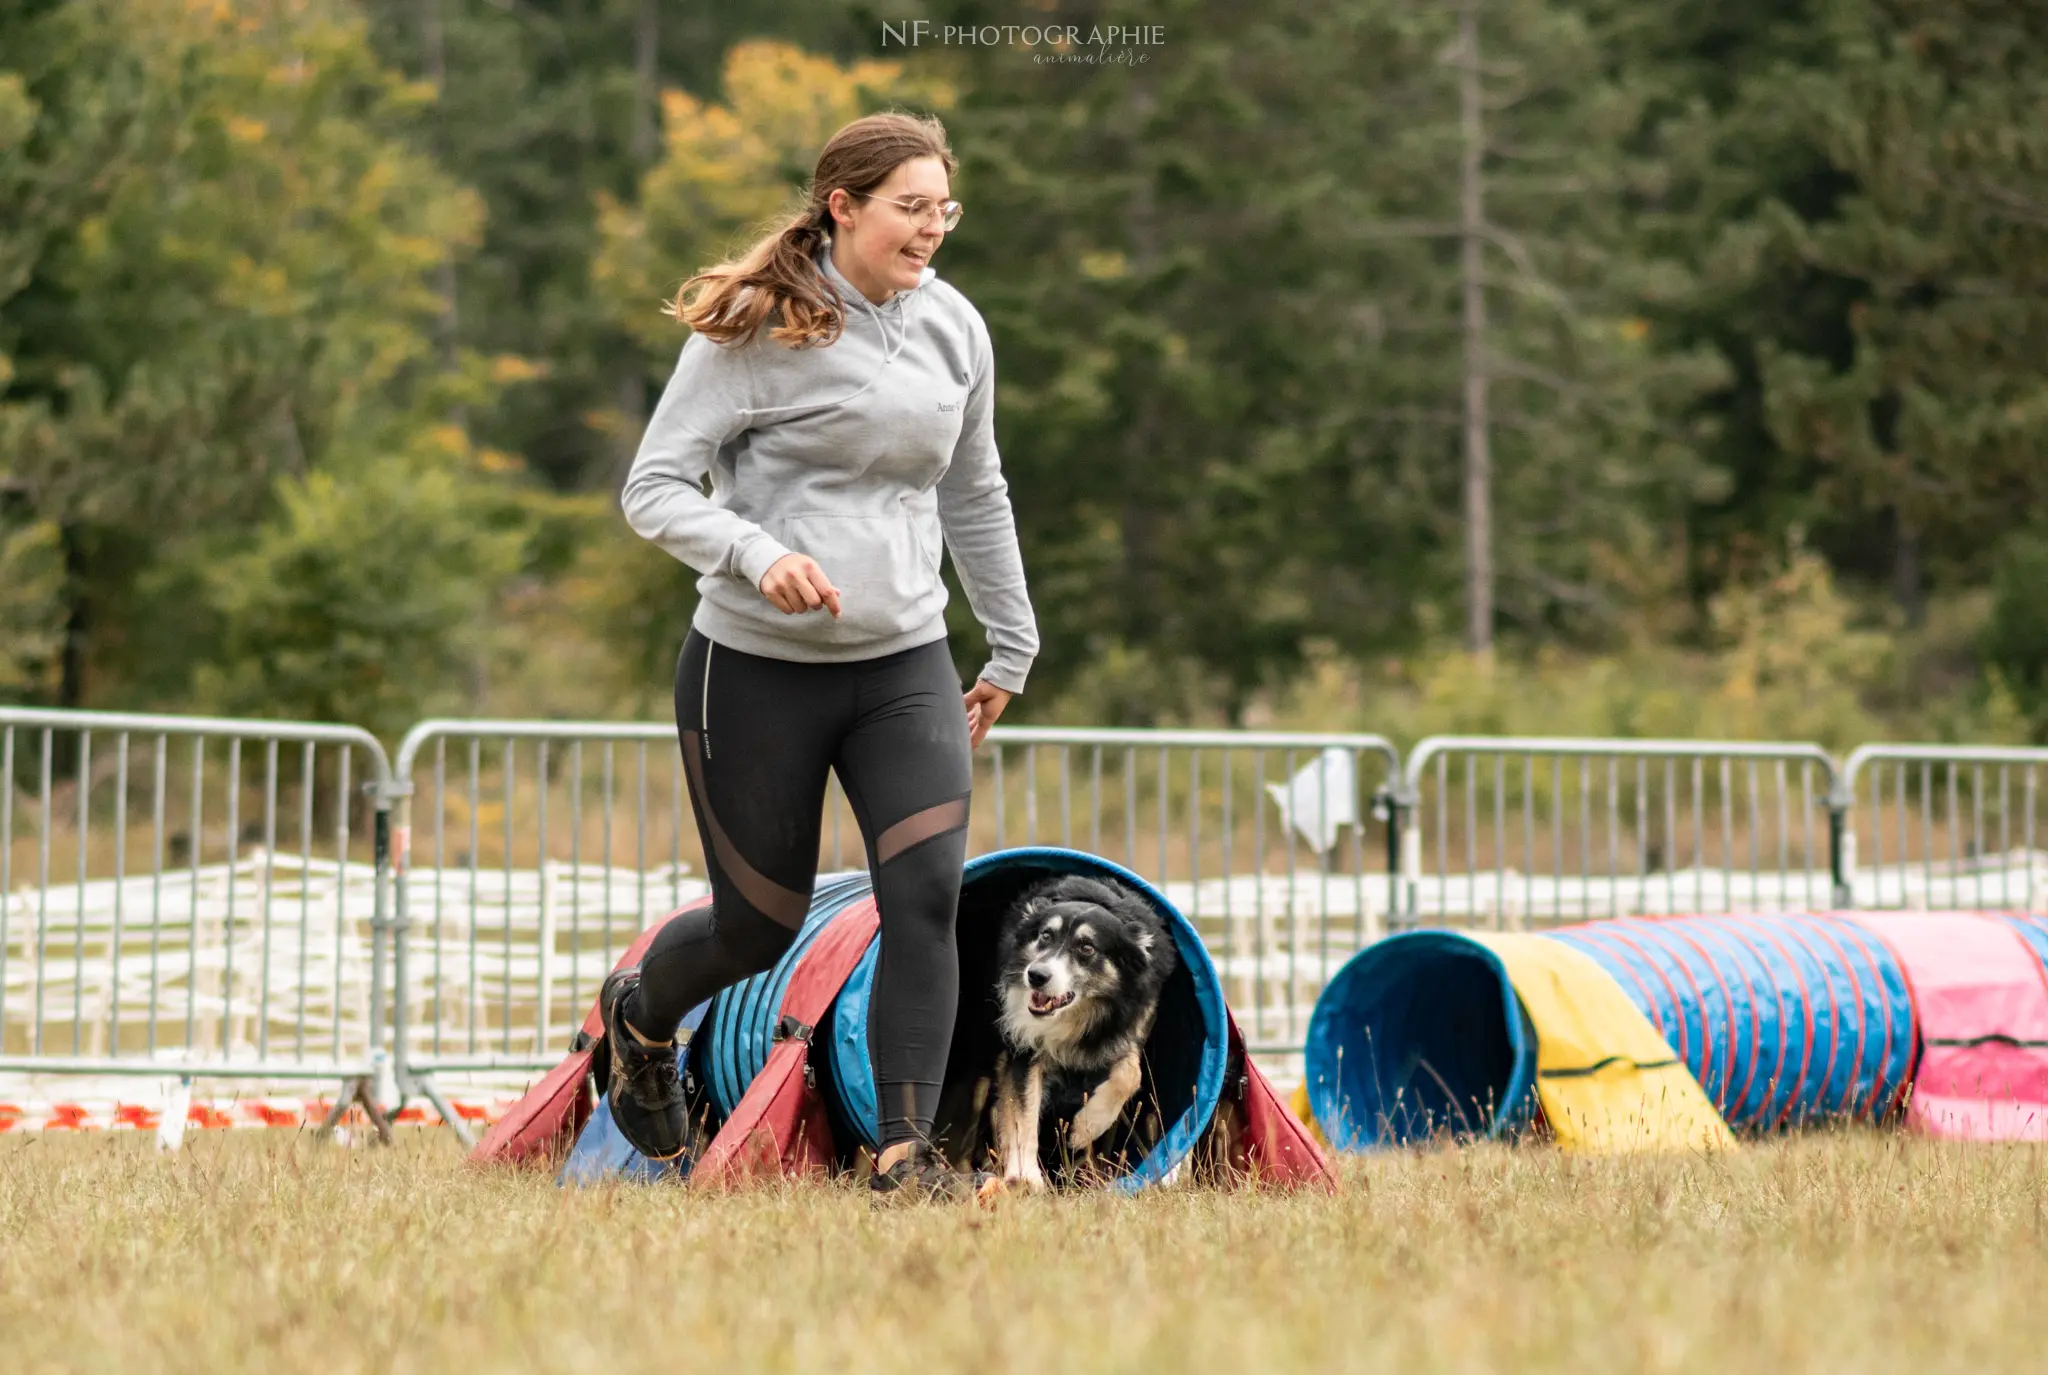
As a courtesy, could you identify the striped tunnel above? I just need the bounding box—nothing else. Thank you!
[1304,914,1919,1149]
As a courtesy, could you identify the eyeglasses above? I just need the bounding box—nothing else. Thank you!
[850,191,963,232]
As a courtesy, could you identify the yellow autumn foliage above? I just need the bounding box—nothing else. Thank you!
[595,40,954,359]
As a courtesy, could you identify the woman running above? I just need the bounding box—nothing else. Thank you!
[602,111,1040,1201]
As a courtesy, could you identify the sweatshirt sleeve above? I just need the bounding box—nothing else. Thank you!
[938,312,1041,694]
[621,330,794,590]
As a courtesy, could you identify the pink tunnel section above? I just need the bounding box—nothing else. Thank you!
[1842,913,2048,1141]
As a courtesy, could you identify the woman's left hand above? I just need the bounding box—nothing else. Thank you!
[962,680,1011,750]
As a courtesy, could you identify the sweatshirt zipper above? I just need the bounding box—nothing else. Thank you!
[701,642,715,759]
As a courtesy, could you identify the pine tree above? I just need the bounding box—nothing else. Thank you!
[929,0,1725,716]
[0,0,504,713]
[1746,0,2048,600]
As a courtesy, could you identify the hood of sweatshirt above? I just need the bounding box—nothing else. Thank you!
[737,241,940,424]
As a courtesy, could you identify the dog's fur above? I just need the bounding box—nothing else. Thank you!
[985,873,1177,1189]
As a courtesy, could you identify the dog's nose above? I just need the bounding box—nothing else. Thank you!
[1026,966,1050,990]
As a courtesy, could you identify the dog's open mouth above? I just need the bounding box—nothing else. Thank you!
[1027,990,1076,1017]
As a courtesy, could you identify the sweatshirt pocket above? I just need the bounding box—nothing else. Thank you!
[783,511,939,636]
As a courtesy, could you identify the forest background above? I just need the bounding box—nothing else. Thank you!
[3,0,2045,754]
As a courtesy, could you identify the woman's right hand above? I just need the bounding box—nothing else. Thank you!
[759,553,842,617]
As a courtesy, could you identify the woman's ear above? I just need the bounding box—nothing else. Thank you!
[825,186,855,231]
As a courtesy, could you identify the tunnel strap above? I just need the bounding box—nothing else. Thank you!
[1926,1034,2048,1049]
[1539,1055,1680,1080]
[1472,932,1736,1155]
[772,1015,814,1044]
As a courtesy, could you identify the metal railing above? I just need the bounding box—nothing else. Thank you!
[387,720,700,1112]
[7,701,2046,1142]
[1394,736,1847,926]
[0,708,397,1131]
[1838,744,2048,912]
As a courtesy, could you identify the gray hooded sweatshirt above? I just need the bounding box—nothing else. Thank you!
[621,241,1040,694]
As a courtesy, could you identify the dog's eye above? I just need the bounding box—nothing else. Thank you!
[1076,943,1096,959]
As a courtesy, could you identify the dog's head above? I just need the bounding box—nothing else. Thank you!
[994,874,1177,1059]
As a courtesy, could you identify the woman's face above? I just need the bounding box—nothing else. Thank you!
[829,155,951,304]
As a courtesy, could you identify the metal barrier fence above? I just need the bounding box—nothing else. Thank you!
[1839,744,2048,911]
[6,702,2045,1142]
[0,708,397,1129]
[1393,736,1847,926]
[387,721,697,1102]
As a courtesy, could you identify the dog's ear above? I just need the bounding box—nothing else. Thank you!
[1142,913,1179,977]
[1121,909,1157,956]
[1016,875,1089,914]
[1092,882,1171,960]
[1032,874,1118,908]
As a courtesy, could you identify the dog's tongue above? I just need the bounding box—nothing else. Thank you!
[1029,991,1065,1013]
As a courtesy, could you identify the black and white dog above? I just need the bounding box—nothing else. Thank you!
[987,873,1177,1190]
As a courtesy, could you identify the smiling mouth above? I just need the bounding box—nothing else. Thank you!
[1027,990,1076,1017]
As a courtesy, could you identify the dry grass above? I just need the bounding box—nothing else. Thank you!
[3,1131,2047,1373]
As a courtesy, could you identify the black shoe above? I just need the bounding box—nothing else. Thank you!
[869,1142,1004,1206]
[598,968,688,1161]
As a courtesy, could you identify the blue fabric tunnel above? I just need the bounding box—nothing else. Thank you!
[1305,914,1917,1151]
[1303,931,1539,1149]
[569,847,1229,1191]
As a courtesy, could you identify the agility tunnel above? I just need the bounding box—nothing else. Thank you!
[692,847,1225,1189]
[1304,914,1921,1151]
[1304,909,2048,1152]
[482,846,1331,1191]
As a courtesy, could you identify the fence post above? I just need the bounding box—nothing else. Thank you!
[385,772,473,1147]
[1826,775,1855,910]
[311,775,400,1144]
[370,788,391,1090]
[1378,780,1416,930]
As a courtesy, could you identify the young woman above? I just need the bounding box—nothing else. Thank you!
[604,112,1040,1201]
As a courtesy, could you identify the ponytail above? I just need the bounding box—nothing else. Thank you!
[667,200,849,349]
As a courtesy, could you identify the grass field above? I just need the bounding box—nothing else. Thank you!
[4,1131,2047,1373]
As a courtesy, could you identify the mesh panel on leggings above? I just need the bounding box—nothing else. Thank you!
[681,729,811,928]
[876,794,970,866]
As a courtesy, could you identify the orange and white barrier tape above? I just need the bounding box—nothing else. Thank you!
[0,1094,522,1133]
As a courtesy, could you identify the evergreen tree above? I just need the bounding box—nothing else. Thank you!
[0,0,512,720]
[1594,0,2048,619]
[1749,0,2048,600]
[927,0,1724,716]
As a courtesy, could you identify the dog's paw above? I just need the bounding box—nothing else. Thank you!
[1002,1168,1050,1194]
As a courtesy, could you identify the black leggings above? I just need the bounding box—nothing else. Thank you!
[627,626,974,1151]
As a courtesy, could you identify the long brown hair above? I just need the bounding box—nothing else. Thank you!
[668,112,957,350]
